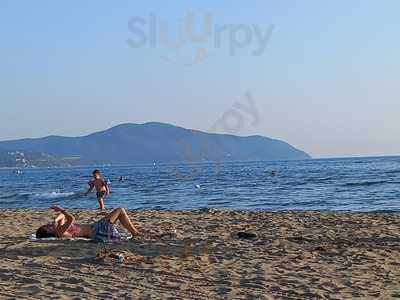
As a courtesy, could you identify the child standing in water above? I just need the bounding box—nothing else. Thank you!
[85,170,109,210]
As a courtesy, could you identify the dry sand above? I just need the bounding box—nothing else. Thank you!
[0,208,400,299]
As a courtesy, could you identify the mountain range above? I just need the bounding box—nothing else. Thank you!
[0,122,311,167]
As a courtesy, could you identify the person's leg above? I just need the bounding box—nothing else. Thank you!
[97,197,105,210]
[106,208,140,235]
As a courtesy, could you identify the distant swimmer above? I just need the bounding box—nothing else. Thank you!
[85,170,110,210]
[119,176,124,182]
[265,170,277,176]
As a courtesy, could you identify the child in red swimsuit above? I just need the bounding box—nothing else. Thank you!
[85,170,109,210]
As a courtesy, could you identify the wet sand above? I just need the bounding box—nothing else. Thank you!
[0,209,400,299]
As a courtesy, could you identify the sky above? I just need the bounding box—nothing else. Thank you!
[1,0,399,158]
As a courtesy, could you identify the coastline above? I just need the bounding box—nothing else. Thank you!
[1,209,399,299]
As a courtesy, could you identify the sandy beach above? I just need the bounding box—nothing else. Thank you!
[0,209,400,299]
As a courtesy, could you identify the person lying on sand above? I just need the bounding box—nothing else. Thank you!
[36,206,141,242]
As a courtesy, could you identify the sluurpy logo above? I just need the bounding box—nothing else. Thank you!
[172,91,260,180]
[127,12,274,66]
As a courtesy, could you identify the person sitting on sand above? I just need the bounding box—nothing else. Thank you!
[36,205,141,242]
[85,169,109,210]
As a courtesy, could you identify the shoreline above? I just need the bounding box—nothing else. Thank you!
[2,207,400,214]
[1,209,400,298]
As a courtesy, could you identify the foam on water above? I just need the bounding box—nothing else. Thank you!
[33,191,78,200]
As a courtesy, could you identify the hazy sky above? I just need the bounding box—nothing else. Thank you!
[1,0,399,158]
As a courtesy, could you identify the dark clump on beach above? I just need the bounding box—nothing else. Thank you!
[237,231,257,239]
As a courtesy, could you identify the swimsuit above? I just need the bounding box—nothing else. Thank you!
[91,218,121,242]
[96,191,106,199]
[88,179,108,199]
[67,223,81,237]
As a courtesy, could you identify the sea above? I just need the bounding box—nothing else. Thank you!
[1,156,400,212]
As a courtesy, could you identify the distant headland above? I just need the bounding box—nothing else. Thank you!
[0,122,311,168]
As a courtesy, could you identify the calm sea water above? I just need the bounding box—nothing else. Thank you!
[1,157,400,212]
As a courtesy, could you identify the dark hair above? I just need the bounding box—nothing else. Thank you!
[36,225,56,239]
[92,169,101,175]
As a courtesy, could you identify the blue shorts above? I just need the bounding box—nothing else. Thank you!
[91,218,121,242]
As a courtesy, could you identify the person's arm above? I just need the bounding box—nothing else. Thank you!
[85,181,94,196]
[51,205,75,237]
[53,213,65,227]
[105,181,110,196]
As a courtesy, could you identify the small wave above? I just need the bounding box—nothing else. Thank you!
[313,176,335,183]
[385,169,400,175]
[33,191,78,200]
[0,192,32,200]
[341,180,388,187]
[0,193,20,200]
[0,191,81,202]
